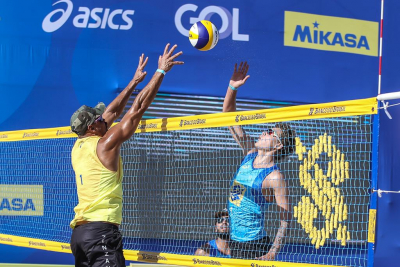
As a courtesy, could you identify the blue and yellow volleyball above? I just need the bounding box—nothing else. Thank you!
[189,20,219,51]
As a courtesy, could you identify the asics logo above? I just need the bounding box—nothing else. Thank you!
[42,0,135,33]
[42,0,73,33]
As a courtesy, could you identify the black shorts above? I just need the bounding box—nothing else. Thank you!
[230,236,271,259]
[70,222,125,267]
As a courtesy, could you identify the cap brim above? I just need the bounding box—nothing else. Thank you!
[215,211,229,218]
[93,102,106,116]
[87,103,106,126]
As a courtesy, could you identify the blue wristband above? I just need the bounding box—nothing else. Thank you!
[229,84,237,91]
[156,69,166,75]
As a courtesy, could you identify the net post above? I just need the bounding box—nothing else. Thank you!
[368,109,380,267]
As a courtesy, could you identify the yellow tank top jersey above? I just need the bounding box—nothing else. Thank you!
[70,136,123,229]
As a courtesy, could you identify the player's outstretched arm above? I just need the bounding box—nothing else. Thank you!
[102,54,149,126]
[223,61,250,112]
[222,62,254,155]
[98,44,184,170]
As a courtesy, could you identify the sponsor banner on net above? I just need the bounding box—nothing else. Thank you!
[137,123,159,131]
[0,236,13,243]
[179,118,207,127]
[22,132,40,138]
[0,185,44,216]
[55,128,74,137]
[0,130,36,141]
[0,126,76,142]
[308,105,346,116]
[61,244,71,251]
[284,11,378,57]
[121,98,377,133]
[0,234,72,253]
[28,240,46,247]
[192,258,222,265]
[50,127,75,138]
[0,98,377,138]
[140,253,167,262]
[126,249,341,267]
[235,113,267,123]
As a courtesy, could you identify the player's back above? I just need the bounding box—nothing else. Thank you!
[70,136,123,228]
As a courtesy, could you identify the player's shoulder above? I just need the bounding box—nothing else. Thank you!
[264,168,284,187]
[269,168,284,179]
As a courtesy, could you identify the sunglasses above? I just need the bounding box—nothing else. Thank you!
[216,217,229,224]
[266,128,282,145]
[95,115,108,129]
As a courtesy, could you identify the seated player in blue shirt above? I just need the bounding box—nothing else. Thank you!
[223,62,295,260]
[195,209,231,258]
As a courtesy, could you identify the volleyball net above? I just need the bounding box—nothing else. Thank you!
[0,97,378,267]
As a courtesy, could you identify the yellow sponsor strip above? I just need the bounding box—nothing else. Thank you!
[134,97,377,133]
[0,98,377,141]
[368,209,377,243]
[0,234,71,254]
[0,234,347,267]
[0,126,75,142]
[123,249,346,267]
[284,11,379,57]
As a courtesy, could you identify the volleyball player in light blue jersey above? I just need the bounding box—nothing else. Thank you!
[223,62,295,260]
[195,209,231,258]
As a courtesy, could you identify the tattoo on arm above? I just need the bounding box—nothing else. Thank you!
[271,220,289,253]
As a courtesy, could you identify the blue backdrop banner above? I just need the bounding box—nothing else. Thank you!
[0,0,382,131]
[1,1,400,267]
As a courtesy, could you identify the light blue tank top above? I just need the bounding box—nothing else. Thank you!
[208,239,231,258]
[228,152,278,242]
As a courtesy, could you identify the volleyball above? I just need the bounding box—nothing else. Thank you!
[188,20,219,51]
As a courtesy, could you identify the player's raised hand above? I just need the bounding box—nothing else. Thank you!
[158,43,184,73]
[133,53,148,83]
[230,62,250,89]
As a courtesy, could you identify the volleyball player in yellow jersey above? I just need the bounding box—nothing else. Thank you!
[69,44,184,267]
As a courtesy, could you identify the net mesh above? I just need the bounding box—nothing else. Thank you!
[0,114,373,267]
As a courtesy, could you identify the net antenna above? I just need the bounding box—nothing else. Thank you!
[377,91,400,119]
[373,189,400,198]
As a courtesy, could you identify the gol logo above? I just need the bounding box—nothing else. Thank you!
[175,4,249,41]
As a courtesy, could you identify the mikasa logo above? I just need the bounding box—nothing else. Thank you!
[42,0,135,33]
[284,11,378,57]
[175,4,249,41]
